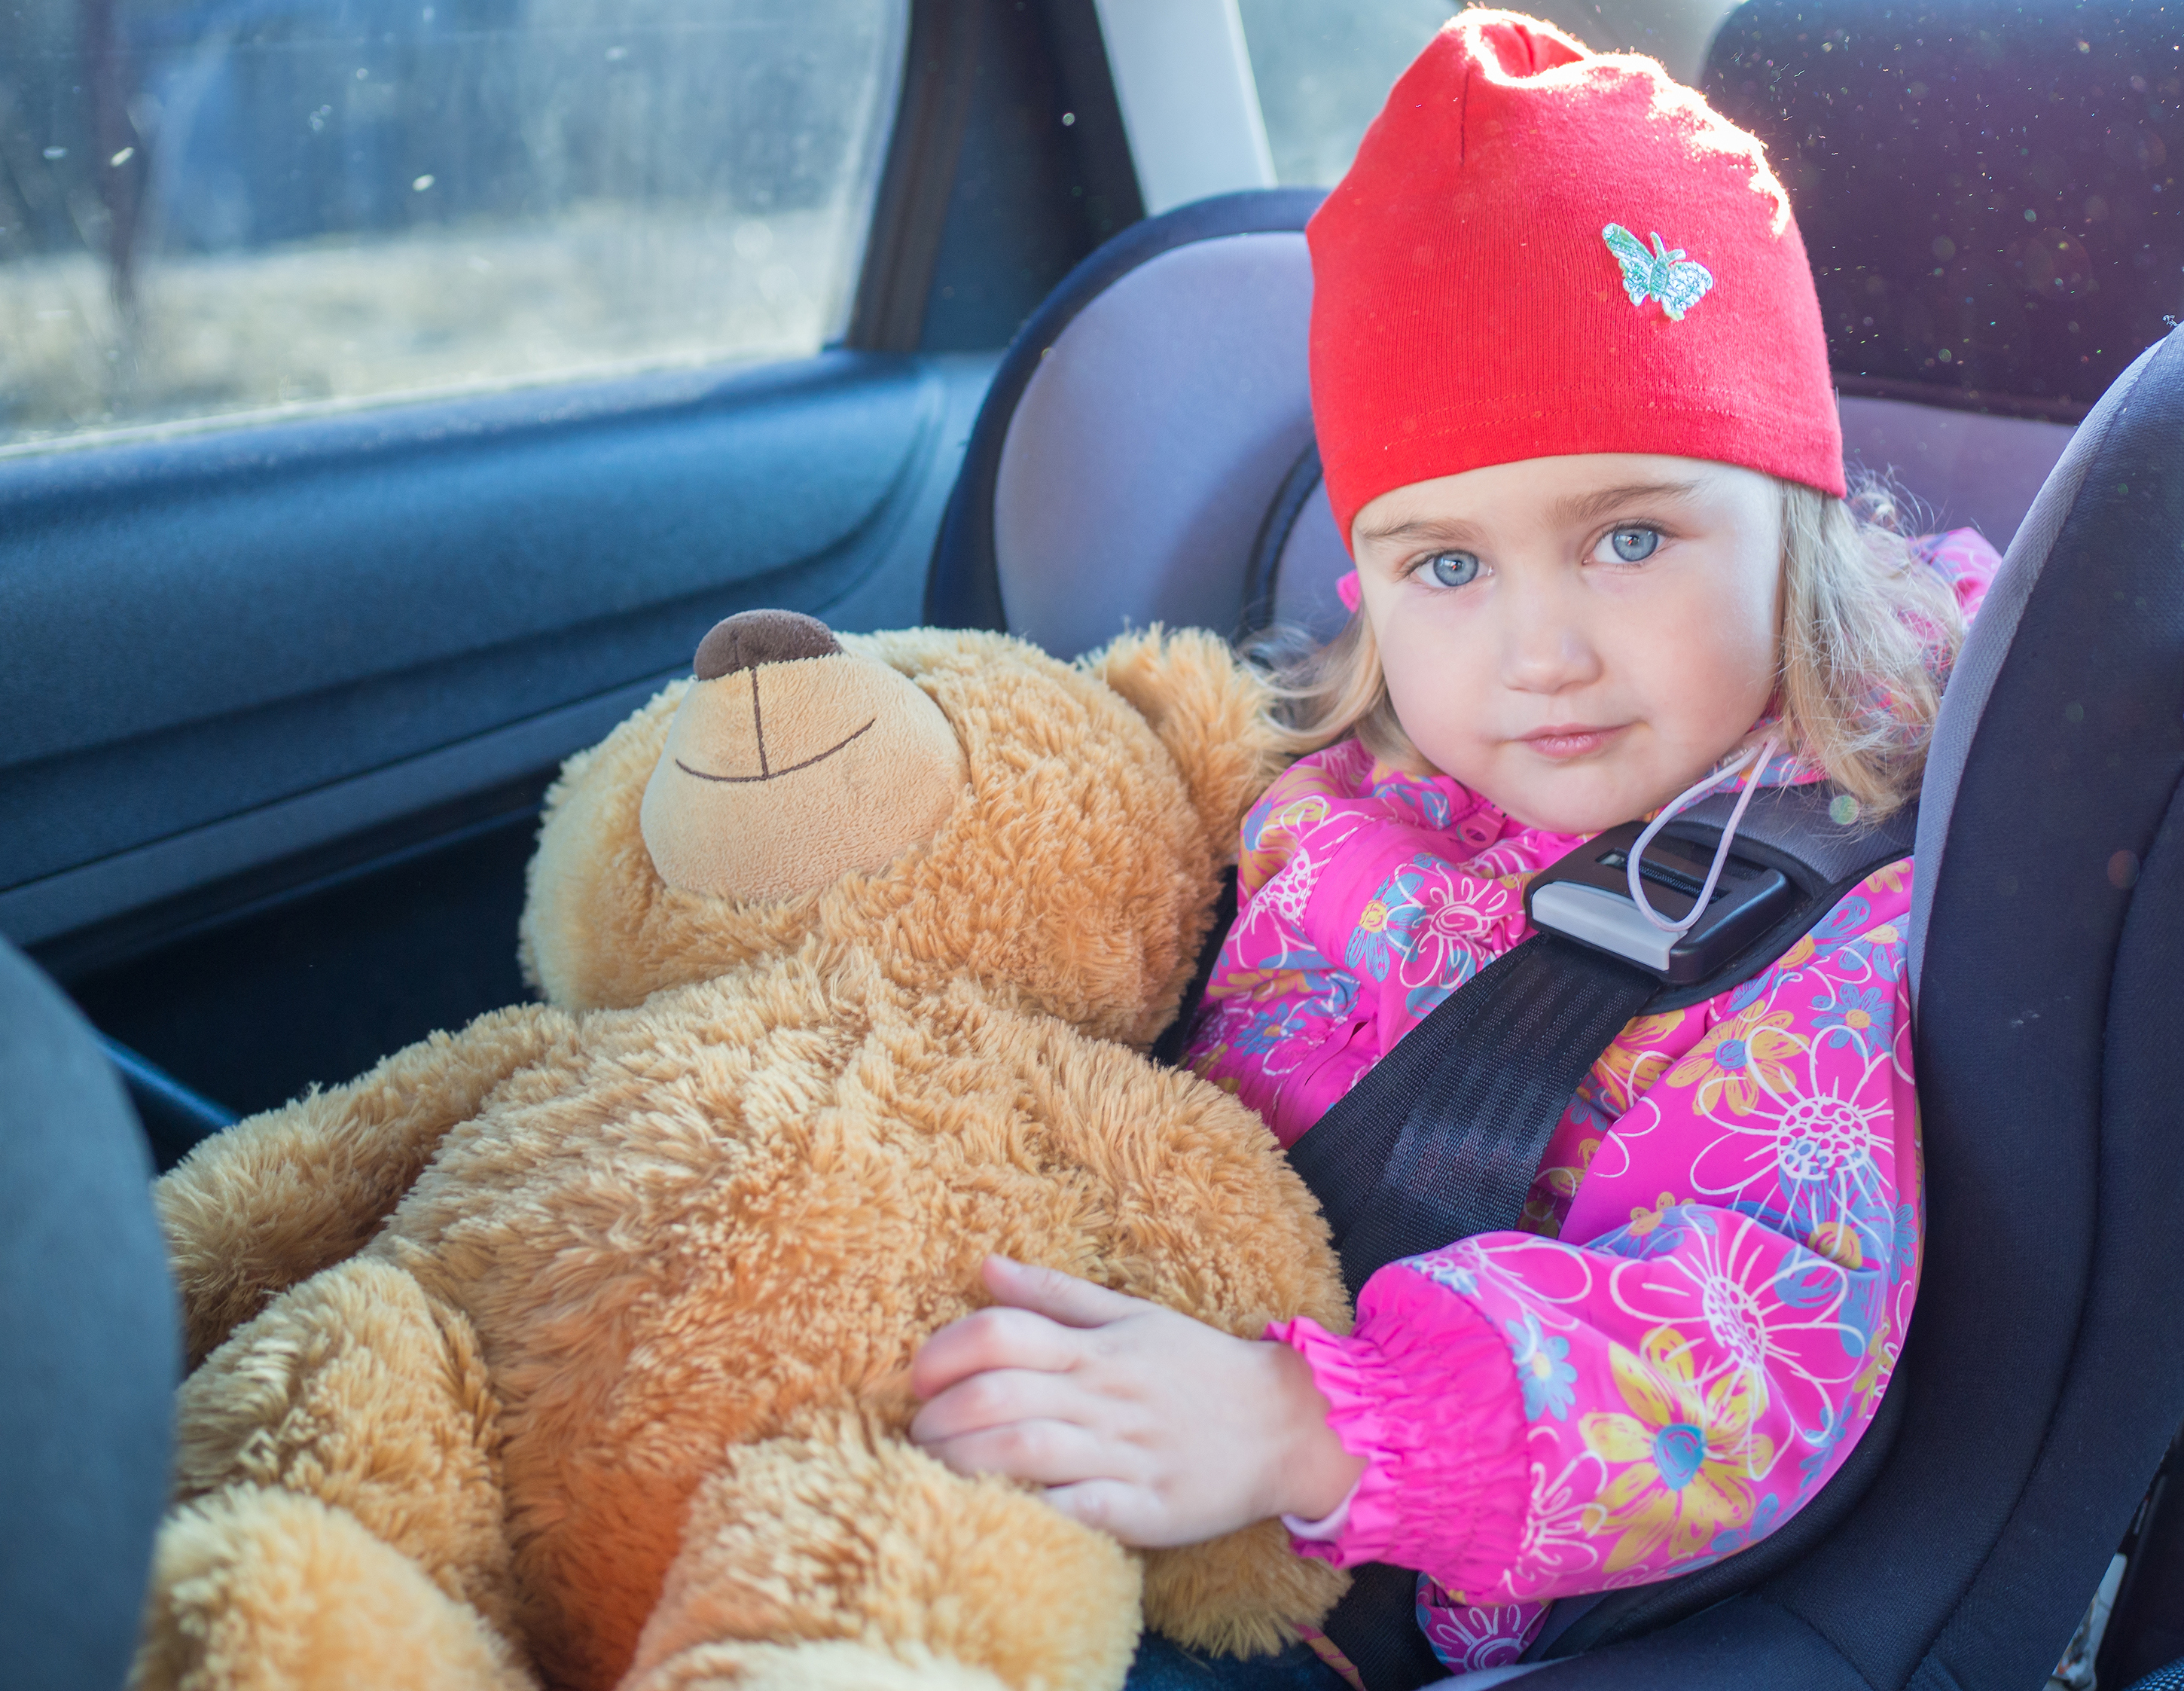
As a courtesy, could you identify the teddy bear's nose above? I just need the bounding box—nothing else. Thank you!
[693,610,842,680]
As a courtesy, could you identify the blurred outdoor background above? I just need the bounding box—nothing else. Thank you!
[0,0,1738,450]
[0,0,904,446]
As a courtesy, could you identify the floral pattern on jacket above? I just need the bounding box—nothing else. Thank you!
[1188,530,1998,1674]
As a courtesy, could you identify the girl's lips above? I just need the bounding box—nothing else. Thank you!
[1518,724,1627,760]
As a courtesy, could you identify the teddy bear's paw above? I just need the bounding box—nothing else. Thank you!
[624,1416,1141,1691]
[618,1639,1016,1691]
[1139,1522,1352,1659]
[172,1256,517,1634]
[133,1485,535,1691]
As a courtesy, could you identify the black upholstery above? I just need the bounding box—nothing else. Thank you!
[2100,1425,2184,1685]
[1867,331,2184,1685]
[0,940,178,1689]
[1705,0,2184,417]
[1503,328,2184,1687]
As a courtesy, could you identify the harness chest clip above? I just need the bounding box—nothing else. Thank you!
[1525,822,1796,984]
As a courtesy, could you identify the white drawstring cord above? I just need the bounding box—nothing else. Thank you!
[1627,735,1782,934]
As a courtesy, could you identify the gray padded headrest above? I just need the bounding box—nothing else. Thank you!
[990,219,2078,664]
[1838,398,2074,553]
[1268,478,1350,643]
[993,231,1313,660]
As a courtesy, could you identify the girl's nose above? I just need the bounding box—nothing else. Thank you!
[1496,587,1603,694]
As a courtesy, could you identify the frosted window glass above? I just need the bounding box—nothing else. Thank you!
[1238,0,1742,188]
[0,0,906,449]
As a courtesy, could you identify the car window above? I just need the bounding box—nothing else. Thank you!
[1239,0,1747,187]
[0,0,905,452]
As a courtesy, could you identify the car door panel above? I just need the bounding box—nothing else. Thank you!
[0,351,994,947]
[71,805,549,1127]
[3,346,993,1139]
[0,0,1138,1148]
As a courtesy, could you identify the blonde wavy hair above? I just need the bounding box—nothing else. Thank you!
[1253,477,1966,821]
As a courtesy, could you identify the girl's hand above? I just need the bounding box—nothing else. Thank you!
[908,1256,1365,1547]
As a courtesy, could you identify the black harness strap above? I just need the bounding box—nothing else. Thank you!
[1274,788,1918,1691]
[1290,935,1658,1299]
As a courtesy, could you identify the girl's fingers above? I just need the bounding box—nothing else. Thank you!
[917,1417,1121,1488]
[908,1366,1084,1447]
[911,1303,1080,1400]
[981,1256,1145,1329]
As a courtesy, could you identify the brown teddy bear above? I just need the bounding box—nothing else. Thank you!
[139,613,1352,1691]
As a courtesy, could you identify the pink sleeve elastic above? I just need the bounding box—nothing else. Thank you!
[1298,830,1435,963]
[1267,1269,1530,1589]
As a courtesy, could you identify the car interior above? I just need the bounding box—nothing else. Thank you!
[4,0,2183,1686]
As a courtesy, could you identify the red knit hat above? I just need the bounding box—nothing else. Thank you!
[1309,10,1845,550]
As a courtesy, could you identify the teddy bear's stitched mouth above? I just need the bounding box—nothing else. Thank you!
[676,716,877,785]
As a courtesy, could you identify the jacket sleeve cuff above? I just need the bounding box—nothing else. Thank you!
[1266,1268,1530,1595]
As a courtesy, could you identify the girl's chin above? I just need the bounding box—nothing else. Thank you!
[1493,777,1657,837]
[1430,747,1674,836]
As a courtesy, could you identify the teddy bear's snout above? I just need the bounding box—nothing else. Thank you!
[694,609,841,679]
[639,614,970,903]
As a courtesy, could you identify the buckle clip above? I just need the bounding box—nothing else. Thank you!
[1525,821,1795,984]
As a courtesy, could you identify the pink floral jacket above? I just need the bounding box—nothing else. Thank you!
[1184,532,1999,1674]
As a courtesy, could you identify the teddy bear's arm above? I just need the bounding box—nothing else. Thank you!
[155,1002,575,1370]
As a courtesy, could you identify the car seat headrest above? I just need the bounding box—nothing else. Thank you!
[926,190,1325,659]
[1237,443,1348,646]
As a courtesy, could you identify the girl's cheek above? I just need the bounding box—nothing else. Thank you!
[1688,606,1779,737]
[1603,573,1768,749]
[1382,636,1486,768]
[1391,614,1486,713]
[1720,566,1785,698]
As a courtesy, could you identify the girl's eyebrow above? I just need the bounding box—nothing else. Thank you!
[1351,514,1490,548]
[1546,479,1706,527]
[1355,479,1709,548]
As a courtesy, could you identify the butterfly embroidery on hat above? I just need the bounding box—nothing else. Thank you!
[1603,224,1715,322]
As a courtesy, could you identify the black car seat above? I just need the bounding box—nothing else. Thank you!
[922,7,2184,1679]
[0,937,178,1691]
[1506,314,2184,1691]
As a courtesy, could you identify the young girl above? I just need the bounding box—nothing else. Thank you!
[911,13,1998,1685]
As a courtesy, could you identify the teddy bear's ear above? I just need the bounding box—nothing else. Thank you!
[1081,626,1290,857]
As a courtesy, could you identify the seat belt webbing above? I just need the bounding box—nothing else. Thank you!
[1283,793,1914,1689]
[1292,935,1656,1690]
[1287,932,1658,1298]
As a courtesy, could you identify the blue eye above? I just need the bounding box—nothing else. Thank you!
[1609,527,1661,562]
[1426,551,1480,588]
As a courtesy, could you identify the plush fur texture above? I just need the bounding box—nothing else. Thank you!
[142,626,1350,1691]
